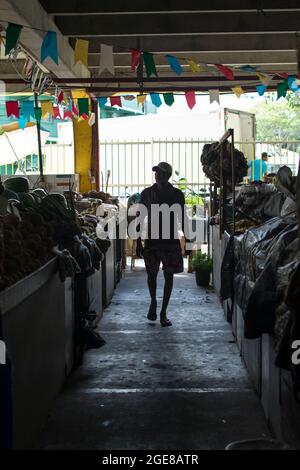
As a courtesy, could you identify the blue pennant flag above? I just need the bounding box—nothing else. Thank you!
[98,97,108,108]
[239,65,257,72]
[287,75,298,91]
[18,115,28,130]
[41,31,58,65]
[166,55,182,75]
[150,93,162,108]
[256,84,266,96]
[22,101,35,119]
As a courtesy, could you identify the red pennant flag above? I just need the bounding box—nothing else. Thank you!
[81,113,89,120]
[6,101,19,118]
[58,90,64,104]
[53,106,61,119]
[131,49,141,71]
[72,102,79,116]
[214,64,234,81]
[64,110,73,120]
[110,96,122,107]
[185,91,196,109]
[277,72,289,79]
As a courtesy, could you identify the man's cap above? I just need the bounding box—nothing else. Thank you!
[152,162,173,175]
[262,152,268,157]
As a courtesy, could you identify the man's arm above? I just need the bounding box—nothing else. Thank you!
[136,191,146,258]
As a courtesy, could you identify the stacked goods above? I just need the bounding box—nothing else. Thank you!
[0,212,55,290]
[201,140,248,186]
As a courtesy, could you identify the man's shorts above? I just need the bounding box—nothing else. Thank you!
[143,241,184,274]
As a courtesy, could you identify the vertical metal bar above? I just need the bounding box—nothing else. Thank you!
[230,129,236,235]
[219,142,224,240]
[34,92,44,180]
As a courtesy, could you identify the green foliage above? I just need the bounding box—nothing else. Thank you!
[250,97,300,143]
[191,251,213,272]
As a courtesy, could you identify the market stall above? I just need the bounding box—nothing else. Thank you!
[207,130,300,446]
[0,176,123,448]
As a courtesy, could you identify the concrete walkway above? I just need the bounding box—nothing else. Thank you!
[41,267,270,450]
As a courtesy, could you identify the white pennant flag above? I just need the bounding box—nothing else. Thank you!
[209,89,220,105]
[88,112,96,127]
[99,44,115,75]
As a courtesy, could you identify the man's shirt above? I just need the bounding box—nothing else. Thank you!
[249,159,268,182]
[139,182,185,245]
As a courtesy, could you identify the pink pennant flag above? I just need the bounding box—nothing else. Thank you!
[6,101,19,118]
[110,96,122,107]
[131,49,141,71]
[277,72,289,79]
[185,91,196,109]
[214,64,234,81]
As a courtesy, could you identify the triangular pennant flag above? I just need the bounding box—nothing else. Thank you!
[123,95,135,101]
[18,115,28,130]
[6,101,19,118]
[209,89,220,105]
[41,100,54,118]
[137,94,147,106]
[64,110,73,120]
[166,55,182,75]
[98,97,108,108]
[163,93,174,106]
[58,105,64,120]
[58,90,64,104]
[81,113,89,120]
[231,86,244,98]
[99,44,115,75]
[71,89,88,99]
[78,98,89,116]
[143,52,157,77]
[239,65,258,72]
[74,39,89,68]
[53,106,61,119]
[41,31,58,65]
[5,23,22,55]
[256,84,266,96]
[214,64,234,80]
[187,59,202,73]
[256,72,272,85]
[34,107,42,122]
[277,81,288,100]
[110,96,122,107]
[88,112,96,127]
[287,75,298,91]
[185,91,196,109]
[277,72,289,79]
[22,101,35,119]
[131,49,141,71]
[72,102,79,116]
[150,93,162,108]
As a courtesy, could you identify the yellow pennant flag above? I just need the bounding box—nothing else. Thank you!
[187,59,202,73]
[256,72,271,85]
[41,100,54,117]
[137,94,147,105]
[71,89,88,99]
[231,86,244,98]
[74,39,89,68]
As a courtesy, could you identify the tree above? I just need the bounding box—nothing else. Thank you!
[250,97,300,145]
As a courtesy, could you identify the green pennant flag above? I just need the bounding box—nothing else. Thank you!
[34,107,42,122]
[143,52,157,77]
[5,23,23,55]
[78,98,89,116]
[277,81,288,100]
[163,93,174,106]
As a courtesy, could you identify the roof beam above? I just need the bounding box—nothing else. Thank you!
[0,0,89,79]
[72,34,298,54]
[54,11,300,37]
[39,0,300,15]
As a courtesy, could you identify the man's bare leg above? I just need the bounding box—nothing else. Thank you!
[160,271,174,326]
[147,271,158,320]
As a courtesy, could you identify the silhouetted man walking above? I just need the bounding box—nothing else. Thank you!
[136,162,186,327]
